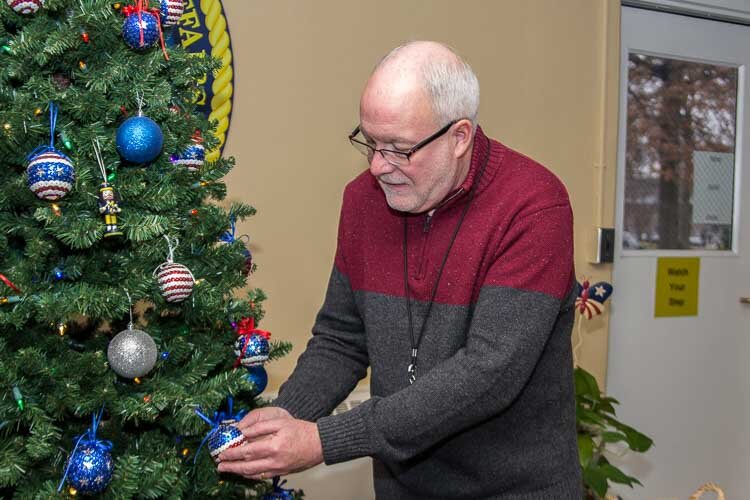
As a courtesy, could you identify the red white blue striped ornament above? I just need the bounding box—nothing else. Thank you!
[208,421,246,460]
[155,262,194,303]
[26,102,75,201]
[159,0,184,27]
[5,0,44,14]
[26,149,75,201]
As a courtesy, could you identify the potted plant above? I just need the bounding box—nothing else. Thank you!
[575,367,654,498]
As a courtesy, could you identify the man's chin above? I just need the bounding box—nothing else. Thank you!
[383,194,421,213]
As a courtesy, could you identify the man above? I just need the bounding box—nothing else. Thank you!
[218,41,581,499]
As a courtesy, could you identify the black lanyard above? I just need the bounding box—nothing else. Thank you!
[404,137,491,384]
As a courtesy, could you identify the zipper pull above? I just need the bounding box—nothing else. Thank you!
[423,214,433,233]
[408,348,418,384]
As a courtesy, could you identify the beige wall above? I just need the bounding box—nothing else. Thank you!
[221,0,621,393]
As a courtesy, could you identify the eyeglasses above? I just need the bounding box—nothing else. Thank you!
[348,120,458,167]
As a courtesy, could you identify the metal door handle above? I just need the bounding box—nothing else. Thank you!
[741,297,750,304]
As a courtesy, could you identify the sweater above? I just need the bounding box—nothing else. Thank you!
[274,127,582,499]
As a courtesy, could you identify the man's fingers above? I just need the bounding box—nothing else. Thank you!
[218,434,279,463]
[216,443,251,462]
[241,419,286,439]
[217,458,278,477]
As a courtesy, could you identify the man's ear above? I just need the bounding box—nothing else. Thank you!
[453,119,474,159]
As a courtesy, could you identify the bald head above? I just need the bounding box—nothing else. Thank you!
[363,41,480,128]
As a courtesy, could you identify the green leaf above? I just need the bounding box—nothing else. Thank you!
[574,367,601,399]
[604,417,654,452]
[578,434,594,468]
[583,465,609,497]
[601,431,627,443]
[601,463,642,487]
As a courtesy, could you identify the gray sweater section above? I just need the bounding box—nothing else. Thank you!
[274,269,582,499]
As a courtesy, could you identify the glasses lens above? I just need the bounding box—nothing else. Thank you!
[380,150,409,166]
[350,138,374,159]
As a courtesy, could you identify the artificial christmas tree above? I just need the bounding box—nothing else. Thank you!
[0,1,296,497]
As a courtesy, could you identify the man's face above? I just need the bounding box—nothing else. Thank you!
[359,80,461,214]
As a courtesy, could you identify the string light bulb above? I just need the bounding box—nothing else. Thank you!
[12,386,23,410]
[69,487,78,496]
[133,377,142,384]
[51,203,62,216]
[57,323,68,336]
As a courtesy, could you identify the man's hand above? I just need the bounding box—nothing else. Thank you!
[236,406,292,433]
[217,417,324,479]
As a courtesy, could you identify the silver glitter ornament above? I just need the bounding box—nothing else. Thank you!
[107,328,158,378]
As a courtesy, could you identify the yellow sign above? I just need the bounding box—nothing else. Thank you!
[655,257,700,317]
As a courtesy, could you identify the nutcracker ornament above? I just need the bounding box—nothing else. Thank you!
[26,102,75,201]
[153,235,195,303]
[93,139,123,238]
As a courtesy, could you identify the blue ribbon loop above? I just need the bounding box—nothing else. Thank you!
[57,405,112,492]
[194,396,248,463]
[219,214,237,244]
[26,102,61,161]
[263,476,295,499]
[220,214,250,245]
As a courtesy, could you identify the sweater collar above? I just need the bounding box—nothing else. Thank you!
[434,125,500,212]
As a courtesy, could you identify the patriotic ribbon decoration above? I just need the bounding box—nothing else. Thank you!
[233,317,271,368]
[575,279,613,320]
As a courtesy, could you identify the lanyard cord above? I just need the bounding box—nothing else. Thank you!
[404,136,491,384]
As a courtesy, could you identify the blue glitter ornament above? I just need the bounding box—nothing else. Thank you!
[245,365,268,395]
[58,407,114,496]
[26,103,75,201]
[234,332,270,367]
[116,115,163,164]
[122,9,160,49]
[262,477,296,499]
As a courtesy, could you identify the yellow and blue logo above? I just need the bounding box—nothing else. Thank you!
[171,0,234,162]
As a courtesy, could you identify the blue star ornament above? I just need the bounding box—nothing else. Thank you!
[575,279,613,320]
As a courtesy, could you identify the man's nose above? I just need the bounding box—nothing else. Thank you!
[369,151,397,177]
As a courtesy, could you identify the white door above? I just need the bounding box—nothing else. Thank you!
[608,6,750,499]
